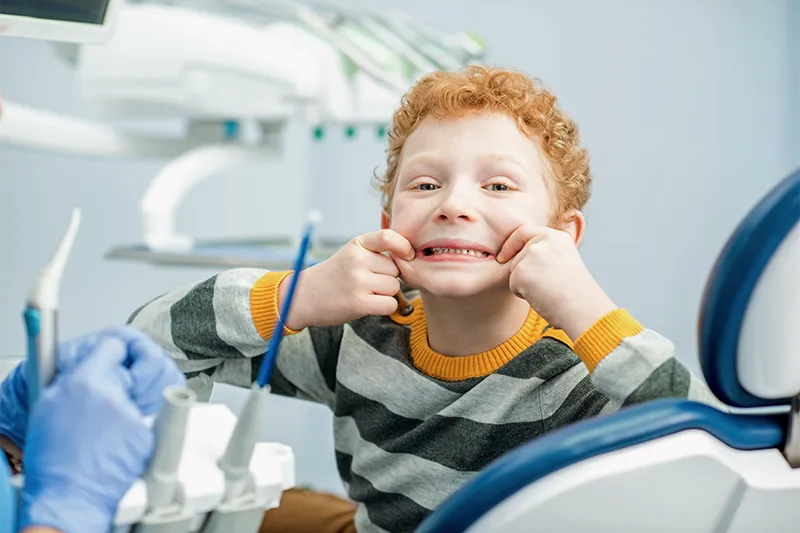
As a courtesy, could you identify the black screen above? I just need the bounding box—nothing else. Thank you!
[0,0,110,25]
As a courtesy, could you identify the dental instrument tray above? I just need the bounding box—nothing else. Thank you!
[105,236,343,270]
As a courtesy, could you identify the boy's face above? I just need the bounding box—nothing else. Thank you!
[385,112,554,298]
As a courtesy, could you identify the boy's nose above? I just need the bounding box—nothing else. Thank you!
[435,191,476,222]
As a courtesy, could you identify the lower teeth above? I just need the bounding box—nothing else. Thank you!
[425,248,486,257]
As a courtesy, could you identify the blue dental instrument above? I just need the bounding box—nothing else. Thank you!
[256,210,321,389]
[201,211,322,530]
[25,208,81,408]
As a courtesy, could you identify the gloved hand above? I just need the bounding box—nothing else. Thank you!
[17,328,186,533]
[0,325,184,449]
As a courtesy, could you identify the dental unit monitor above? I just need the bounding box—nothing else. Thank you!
[0,0,122,43]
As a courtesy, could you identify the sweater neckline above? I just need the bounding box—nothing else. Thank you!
[396,297,550,381]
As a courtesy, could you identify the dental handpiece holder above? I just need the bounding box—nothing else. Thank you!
[16,210,295,533]
[124,385,293,533]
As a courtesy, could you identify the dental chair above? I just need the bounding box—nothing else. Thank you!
[416,168,800,533]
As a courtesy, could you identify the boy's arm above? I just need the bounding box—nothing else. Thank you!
[127,268,340,407]
[496,226,725,410]
[570,309,727,410]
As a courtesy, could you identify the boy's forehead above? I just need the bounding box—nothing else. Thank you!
[402,150,529,172]
[400,112,543,170]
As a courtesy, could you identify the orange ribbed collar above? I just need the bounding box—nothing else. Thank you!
[395,297,552,381]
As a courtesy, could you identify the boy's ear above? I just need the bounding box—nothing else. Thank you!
[558,209,586,246]
[381,210,391,230]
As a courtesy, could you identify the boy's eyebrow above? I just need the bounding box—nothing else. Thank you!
[399,153,446,175]
[477,152,528,171]
[399,152,531,180]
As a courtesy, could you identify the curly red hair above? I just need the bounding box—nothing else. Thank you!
[375,65,591,223]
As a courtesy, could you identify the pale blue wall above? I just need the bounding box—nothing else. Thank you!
[1,0,797,494]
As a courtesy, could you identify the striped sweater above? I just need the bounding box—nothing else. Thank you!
[128,268,723,533]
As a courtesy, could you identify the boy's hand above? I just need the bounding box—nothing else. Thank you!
[282,229,415,330]
[496,225,617,340]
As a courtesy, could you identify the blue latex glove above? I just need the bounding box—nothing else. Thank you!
[0,356,27,450]
[17,328,186,533]
[0,325,184,449]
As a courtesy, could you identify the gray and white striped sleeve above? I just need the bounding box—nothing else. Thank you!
[127,268,270,385]
[127,267,343,405]
[591,329,728,411]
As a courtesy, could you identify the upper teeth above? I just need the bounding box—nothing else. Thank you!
[429,247,488,257]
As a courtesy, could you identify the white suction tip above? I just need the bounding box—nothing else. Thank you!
[48,208,81,277]
[29,208,81,308]
[308,210,322,225]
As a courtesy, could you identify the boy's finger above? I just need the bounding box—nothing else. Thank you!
[364,295,400,316]
[367,252,401,277]
[357,230,415,260]
[367,274,401,297]
[496,225,548,263]
[506,249,526,271]
[390,252,416,285]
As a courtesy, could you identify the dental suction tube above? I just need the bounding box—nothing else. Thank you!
[25,208,81,407]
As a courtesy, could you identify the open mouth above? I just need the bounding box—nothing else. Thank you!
[422,247,491,259]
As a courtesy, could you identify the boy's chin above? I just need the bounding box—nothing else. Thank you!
[407,271,507,299]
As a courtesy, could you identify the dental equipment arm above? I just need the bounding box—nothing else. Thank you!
[139,144,280,251]
[1,0,486,158]
[24,208,80,408]
[0,101,241,158]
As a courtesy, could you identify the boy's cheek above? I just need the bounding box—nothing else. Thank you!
[490,218,528,251]
[388,219,422,249]
[489,207,551,248]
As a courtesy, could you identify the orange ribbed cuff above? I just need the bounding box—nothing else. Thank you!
[573,308,644,372]
[250,271,303,340]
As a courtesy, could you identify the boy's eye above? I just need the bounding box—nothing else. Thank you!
[486,183,510,192]
[415,183,439,191]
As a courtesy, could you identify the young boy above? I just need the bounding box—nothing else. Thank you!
[128,65,723,533]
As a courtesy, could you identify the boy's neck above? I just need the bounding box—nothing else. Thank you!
[420,290,532,357]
